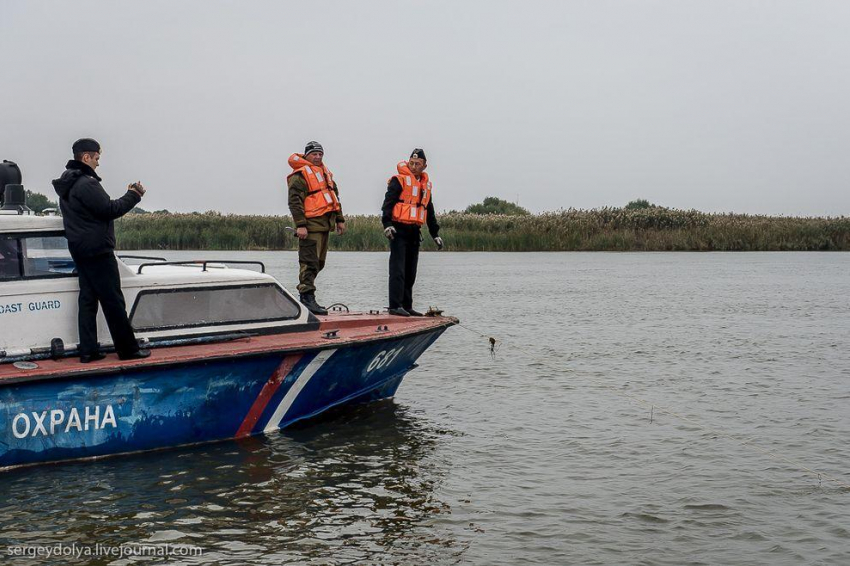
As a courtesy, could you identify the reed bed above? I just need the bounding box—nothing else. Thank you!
[115,209,850,251]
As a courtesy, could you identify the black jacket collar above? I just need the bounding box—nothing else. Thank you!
[65,159,102,182]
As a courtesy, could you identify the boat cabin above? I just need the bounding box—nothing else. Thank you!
[0,215,315,362]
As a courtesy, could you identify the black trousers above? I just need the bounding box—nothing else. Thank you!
[388,231,420,310]
[75,253,139,356]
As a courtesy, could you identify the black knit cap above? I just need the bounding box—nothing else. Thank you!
[410,148,426,162]
[72,138,101,155]
[304,141,324,155]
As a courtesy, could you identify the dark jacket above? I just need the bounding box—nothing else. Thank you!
[52,160,141,259]
[381,177,440,238]
[287,174,345,232]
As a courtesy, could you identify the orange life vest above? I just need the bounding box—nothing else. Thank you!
[390,161,432,226]
[287,153,341,218]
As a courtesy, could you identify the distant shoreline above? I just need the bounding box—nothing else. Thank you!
[115,210,850,252]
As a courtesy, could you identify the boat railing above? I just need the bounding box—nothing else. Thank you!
[117,254,168,262]
[135,260,266,275]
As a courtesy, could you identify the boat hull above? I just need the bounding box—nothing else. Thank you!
[0,326,446,470]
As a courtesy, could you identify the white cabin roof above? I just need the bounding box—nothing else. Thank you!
[0,215,64,233]
[121,263,278,287]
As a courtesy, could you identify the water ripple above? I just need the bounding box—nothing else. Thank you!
[0,252,848,564]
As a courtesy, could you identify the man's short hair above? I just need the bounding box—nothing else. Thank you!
[72,138,101,161]
[73,150,97,161]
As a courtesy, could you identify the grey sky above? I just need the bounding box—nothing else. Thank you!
[2,0,849,216]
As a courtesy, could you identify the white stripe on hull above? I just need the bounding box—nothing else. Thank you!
[263,349,336,432]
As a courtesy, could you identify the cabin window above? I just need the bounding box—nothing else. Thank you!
[130,284,301,331]
[21,235,76,278]
[0,237,22,279]
[0,233,75,280]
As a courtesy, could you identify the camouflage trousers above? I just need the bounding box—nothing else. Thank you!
[297,230,329,295]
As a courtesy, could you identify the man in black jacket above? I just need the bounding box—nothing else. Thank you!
[381,149,443,316]
[52,138,150,362]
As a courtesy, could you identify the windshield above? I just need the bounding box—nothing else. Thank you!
[131,284,301,330]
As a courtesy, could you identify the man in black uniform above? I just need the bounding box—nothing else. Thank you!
[52,138,150,362]
[381,149,443,316]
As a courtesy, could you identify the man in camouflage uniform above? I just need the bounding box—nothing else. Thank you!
[287,141,345,315]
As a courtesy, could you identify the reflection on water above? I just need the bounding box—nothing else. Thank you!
[0,401,462,564]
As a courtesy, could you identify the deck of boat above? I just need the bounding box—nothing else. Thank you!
[0,313,457,384]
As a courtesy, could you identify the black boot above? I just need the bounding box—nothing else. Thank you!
[300,293,328,315]
[118,349,151,361]
[388,307,410,317]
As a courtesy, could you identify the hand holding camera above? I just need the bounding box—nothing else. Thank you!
[128,181,146,197]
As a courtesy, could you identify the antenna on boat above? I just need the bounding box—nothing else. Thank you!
[0,160,31,215]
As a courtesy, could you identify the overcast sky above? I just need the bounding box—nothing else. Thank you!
[2,1,849,216]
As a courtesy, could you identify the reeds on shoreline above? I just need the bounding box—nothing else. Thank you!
[115,208,850,252]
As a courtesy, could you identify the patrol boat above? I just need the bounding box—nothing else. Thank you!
[0,185,456,470]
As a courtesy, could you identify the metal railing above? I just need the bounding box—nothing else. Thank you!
[118,254,167,262]
[136,260,266,275]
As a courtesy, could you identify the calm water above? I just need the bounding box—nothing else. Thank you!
[1,251,849,565]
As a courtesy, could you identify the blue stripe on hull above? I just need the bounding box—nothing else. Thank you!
[0,328,445,469]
